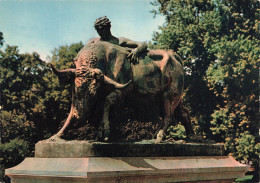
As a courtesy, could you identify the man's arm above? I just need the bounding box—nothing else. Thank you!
[119,37,147,64]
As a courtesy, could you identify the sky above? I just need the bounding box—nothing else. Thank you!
[0,0,165,61]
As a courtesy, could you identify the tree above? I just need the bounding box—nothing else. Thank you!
[151,0,259,169]
[0,39,83,178]
[0,46,46,113]
[0,36,48,183]
[0,32,3,47]
[151,0,223,136]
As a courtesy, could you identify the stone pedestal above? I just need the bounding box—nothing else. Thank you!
[6,141,249,183]
[35,140,226,157]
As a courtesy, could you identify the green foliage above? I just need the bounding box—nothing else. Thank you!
[0,44,46,171]
[208,35,259,148]
[0,110,35,144]
[0,45,50,142]
[0,40,83,173]
[207,35,259,102]
[47,43,83,70]
[166,124,186,140]
[151,0,259,163]
[0,45,47,114]
[0,139,30,168]
[236,132,259,161]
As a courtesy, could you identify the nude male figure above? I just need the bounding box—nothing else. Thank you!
[88,16,148,64]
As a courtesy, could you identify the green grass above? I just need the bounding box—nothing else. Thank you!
[234,175,254,182]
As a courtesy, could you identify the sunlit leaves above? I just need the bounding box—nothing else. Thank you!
[166,123,187,139]
[0,46,47,114]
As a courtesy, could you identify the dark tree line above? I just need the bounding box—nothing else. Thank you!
[150,0,259,177]
[0,33,83,181]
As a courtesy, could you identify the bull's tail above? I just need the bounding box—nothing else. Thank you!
[55,83,75,138]
[174,99,194,135]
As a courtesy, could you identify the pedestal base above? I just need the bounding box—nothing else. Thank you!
[35,140,225,157]
[6,156,249,183]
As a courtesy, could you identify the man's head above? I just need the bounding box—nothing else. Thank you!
[94,16,111,39]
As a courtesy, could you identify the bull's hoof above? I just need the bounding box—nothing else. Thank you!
[103,130,110,142]
[95,137,109,142]
[155,138,162,144]
[104,137,109,142]
[164,138,176,143]
[155,135,163,144]
[95,136,109,142]
[95,130,110,142]
[155,130,164,144]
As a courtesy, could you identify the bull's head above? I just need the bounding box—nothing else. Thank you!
[49,64,131,89]
[50,64,131,120]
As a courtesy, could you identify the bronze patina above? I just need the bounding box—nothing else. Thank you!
[49,17,194,143]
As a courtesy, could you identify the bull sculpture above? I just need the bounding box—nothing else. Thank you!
[50,41,194,143]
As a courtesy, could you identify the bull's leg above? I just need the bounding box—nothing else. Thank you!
[97,90,122,141]
[156,99,172,143]
[174,100,194,136]
[155,92,178,143]
[174,101,206,142]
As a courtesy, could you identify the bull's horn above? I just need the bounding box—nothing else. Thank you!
[49,64,75,78]
[104,75,132,89]
[49,64,63,76]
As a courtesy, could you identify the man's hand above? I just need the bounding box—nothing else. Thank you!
[127,48,140,64]
[91,68,103,80]
[119,37,147,65]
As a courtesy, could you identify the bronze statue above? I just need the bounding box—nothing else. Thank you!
[49,17,194,143]
[77,16,147,64]
[50,43,194,143]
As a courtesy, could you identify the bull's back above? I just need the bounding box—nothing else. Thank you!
[132,50,184,96]
[102,42,132,84]
[75,41,132,84]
